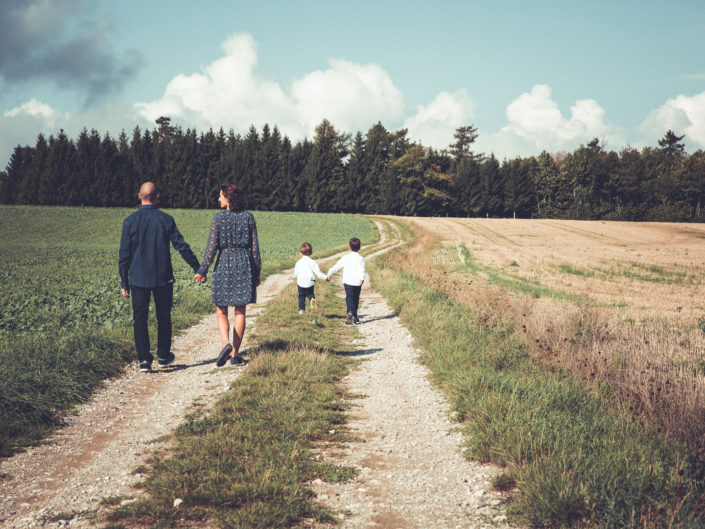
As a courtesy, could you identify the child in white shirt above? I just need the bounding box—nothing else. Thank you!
[294,242,328,314]
[326,237,365,325]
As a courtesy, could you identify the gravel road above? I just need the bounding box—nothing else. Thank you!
[310,280,513,529]
[0,223,514,528]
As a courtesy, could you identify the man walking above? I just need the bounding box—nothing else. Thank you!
[119,182,201,372]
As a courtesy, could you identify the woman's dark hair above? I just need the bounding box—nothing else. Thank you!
[221,182,247,211]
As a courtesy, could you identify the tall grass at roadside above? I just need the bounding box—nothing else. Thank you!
[0,206,374,456]
[455,244,705,447]
[105,266,358,528]
[371,247,705,528]
[398,225,705,448]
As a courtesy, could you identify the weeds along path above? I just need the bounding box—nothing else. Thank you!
[311,277,513,529]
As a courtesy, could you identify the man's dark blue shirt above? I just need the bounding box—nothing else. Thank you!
[119,205,200,290]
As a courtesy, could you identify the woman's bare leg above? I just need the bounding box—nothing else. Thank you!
[216,306,230,346]
[232,305,246,355]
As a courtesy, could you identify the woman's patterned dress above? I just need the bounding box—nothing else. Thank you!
[197,209,261,306]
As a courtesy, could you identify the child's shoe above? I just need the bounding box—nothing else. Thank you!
[345,313,353,325]
[310,298,318,312]
[298,309,305,315]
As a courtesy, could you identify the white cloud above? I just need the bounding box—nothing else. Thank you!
[0,97,150,171]
[3,98,59,121]
[135,34,289,131]
[0,99,62,170]
[402,89,476,149]
[134,32,404,141]
[639,91,705,149]
[475,84,625,159]
[292,59,404,135]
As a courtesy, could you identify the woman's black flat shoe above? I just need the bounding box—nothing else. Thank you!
[217,344,233,367]
[229,354,245,366]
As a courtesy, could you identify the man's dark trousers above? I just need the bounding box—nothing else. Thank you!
[131,284,173,364]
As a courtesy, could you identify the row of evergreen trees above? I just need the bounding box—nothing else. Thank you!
[1,117,703,221]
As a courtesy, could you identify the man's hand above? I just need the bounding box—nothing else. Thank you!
[121,288,130,298]
[194,273,206,283]
[326,276,331,282]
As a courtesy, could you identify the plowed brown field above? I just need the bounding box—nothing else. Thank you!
[411,217,705,322]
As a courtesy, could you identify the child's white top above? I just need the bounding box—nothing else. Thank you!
[327,251,366,286]
[294,255,326,287]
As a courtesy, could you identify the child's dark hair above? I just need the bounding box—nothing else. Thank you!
[221,182,247,211]
[300,242,312,256]
[349,237,361,251]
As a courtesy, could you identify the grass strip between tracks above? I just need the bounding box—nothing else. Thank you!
[104,256,362,528]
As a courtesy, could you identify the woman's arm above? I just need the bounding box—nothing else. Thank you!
[250,214,262,285]
[196,215,219,276]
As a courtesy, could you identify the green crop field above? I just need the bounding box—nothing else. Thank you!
[0,205,374,455]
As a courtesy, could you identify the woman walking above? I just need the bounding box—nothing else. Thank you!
[194,183,261,366]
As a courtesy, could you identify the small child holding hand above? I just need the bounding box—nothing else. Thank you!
[326,237,365,325]
[294,242,328,314]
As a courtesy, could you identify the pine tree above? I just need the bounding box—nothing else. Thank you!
[358,123,391,213]
[42,130,75,205]
[501,157,535,218]
[289,138,312,211]
[681,150,705,220]
[4,145,35,204]
[448,125,479,165]
[477,155,502,217]
[302,119,347,212]
[115,130,133,206]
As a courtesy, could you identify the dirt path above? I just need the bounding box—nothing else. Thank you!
[311,281,512,529]
[0,273,290,529]
[0,220,513,529]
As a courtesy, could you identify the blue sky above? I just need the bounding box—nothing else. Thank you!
[1,0,704,171]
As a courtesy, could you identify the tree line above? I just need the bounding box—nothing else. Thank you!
[1,117,703,221]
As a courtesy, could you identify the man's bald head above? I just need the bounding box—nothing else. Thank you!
[139,182,158,204]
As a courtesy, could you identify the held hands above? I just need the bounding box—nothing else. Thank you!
[326,276,331,282]
[193,273,207,283]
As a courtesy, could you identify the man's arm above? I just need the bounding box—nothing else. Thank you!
[168,218,200,272]
[118,218,132,295]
